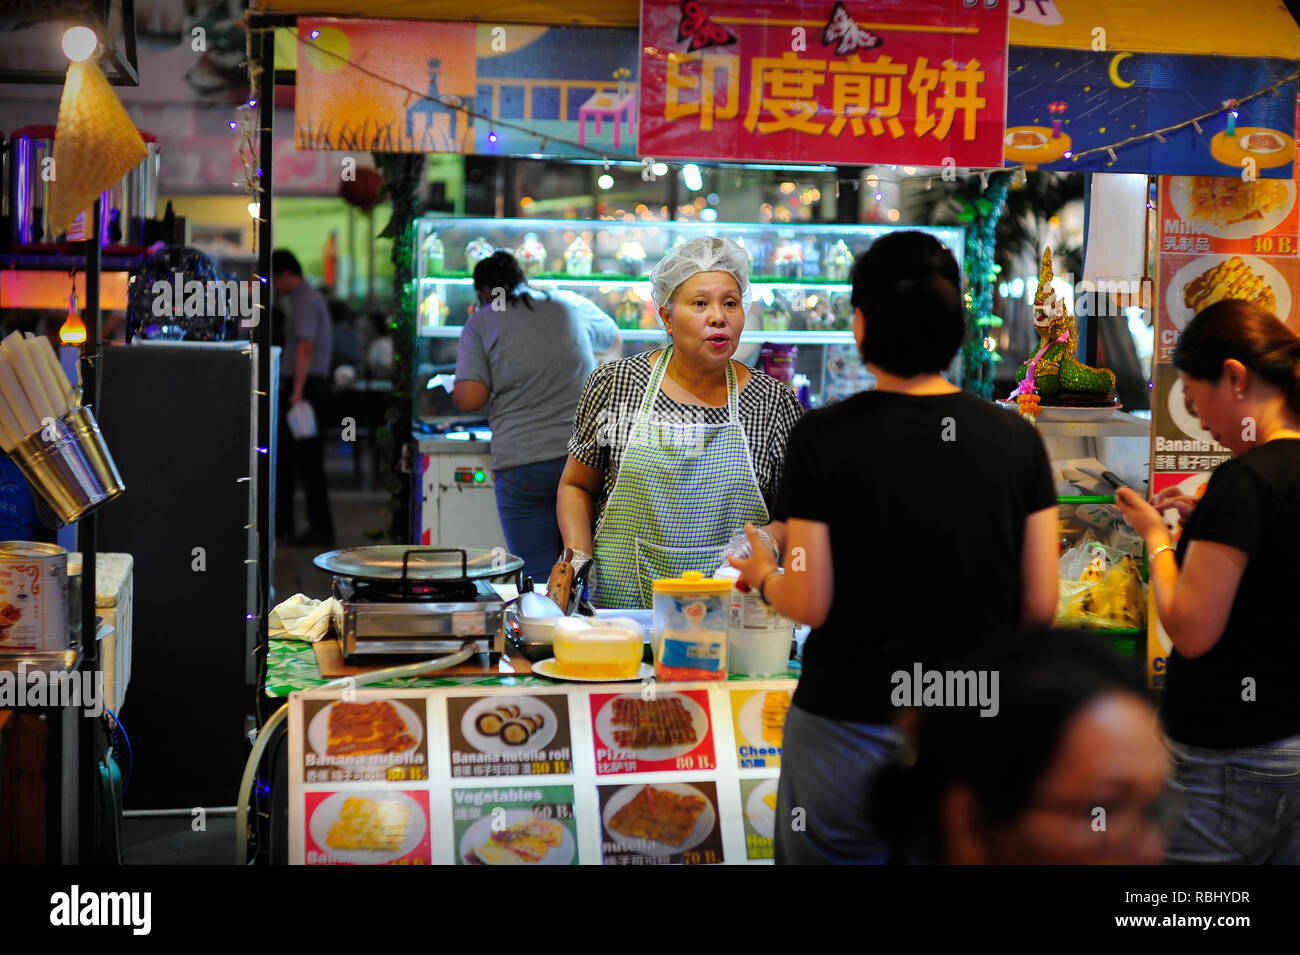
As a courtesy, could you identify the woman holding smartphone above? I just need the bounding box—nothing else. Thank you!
[1115,299,1300,864]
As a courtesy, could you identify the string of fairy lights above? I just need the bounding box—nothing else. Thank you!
[231,24,1300,202]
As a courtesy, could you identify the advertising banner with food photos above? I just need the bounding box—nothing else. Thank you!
[287,682,795,865]
[1148,166,1300,686]
[638,0,1009,166]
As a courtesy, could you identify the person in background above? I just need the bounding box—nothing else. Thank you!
[1115,299,1300,864]
[729,230,1059,864]
[272,249,335,547]
[453,251,620,584]
[559,237,802,609]
[365,309,394,379]
[329,298,363,371]
[872,632,1172,865]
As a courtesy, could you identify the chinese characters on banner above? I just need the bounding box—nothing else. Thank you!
[1148,167,1300,686]
[639,0,1008,165]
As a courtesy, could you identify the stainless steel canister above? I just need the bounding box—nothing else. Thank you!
[8,406,126,525]
[9,125,159,248]
[0,541,69,653]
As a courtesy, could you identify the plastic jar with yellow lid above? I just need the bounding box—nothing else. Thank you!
[651,571,731,681]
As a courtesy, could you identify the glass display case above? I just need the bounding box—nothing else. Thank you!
[411,217,965,422]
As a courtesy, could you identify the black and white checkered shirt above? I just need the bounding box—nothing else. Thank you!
[567,350,804,529]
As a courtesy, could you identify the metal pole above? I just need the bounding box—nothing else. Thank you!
[78,197,101,863]
[255,25,275,730]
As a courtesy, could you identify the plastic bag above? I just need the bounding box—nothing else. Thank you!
[1056,541,1145,630]
[287,399,318,440]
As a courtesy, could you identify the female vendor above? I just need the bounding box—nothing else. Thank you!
[557,236,803,608]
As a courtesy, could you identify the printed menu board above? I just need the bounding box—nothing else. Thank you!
[301,698,430,784]
[1150,166,1300,686]
[738,778,779,861]
[451,785,578,865]
[597,781,724,865]
[304,789,432,865]
[287,679,798,864]
[446,693,573,778]
[730,689,790,768]
[589,689,717,775]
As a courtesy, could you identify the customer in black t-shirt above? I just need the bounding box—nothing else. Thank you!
[1116,299,1300,864]
[730,231,1059,864]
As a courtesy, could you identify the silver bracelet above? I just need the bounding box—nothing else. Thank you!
[1149,544,1175,562]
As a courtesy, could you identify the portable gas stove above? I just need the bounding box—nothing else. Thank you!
[314,546,525,663]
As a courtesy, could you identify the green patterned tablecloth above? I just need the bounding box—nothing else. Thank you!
[264,639,799,697]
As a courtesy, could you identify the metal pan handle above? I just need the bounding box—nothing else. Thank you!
[399,547,468,597]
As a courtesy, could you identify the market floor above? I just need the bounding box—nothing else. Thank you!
[123,440,388,866]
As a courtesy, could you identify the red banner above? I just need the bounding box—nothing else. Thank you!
[638,0,1008,165]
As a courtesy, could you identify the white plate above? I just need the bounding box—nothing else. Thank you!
[308,791,427,865]
[737,689,790,749]
[1169,176,1296,239]
[601,783,717,857]
[744,778,779,841]
[460,695,558,756]
[1166,376,1205,442]
[593,690,709,761]
[1165,254,1291,331]
[307,699,423,759]
[458,808,576,865]
[1035,405,1120,422]
[532,659,653,683]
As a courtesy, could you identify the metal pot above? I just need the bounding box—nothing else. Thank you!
[8,124,159,249]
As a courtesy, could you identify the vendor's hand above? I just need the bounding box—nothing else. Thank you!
[291,388,304,407]
[1114,487,1172,546]
[727,523,778,593]
[1152,486,1199,528]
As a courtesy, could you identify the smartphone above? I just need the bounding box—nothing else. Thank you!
[1100,471,1129,491]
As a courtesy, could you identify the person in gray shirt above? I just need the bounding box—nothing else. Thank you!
[273,249,335,546]
[454,251,619,582]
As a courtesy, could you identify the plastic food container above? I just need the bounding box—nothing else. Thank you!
[715,566,793,677]
[651,571,731,681]
[552,616,644,679]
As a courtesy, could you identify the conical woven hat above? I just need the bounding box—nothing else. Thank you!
[49,60,147,237]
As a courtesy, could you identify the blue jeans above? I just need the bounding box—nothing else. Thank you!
[774,703,904,865]
[493,456,567,586]
[1164,732,1300,864]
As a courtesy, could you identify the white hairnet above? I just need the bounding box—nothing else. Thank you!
[649,236,752,314]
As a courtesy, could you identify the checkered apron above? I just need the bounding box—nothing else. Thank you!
[592,347,769,609]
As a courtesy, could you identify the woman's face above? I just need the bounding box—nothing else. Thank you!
[1180,370,1243,454]
[945,692,1172,865]
[659,271,744,371]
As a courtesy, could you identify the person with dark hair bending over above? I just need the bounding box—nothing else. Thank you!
[729,231,1059,864]
[872,631,1171,864]
[1115,299,1300,864]
[454,251,620,583]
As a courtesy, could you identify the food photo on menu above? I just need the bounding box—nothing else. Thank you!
[451,786,579,865]
[731,688,790,768]
[589,689,717,774]
[302,698,429,784]
[597,781,724,866]
[446,694,574,777]
[739,778,779,861]
[303,790,432,866]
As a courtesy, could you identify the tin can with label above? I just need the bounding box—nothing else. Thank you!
[0,541,69,652]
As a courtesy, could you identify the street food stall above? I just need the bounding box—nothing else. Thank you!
[242,0,1300,865]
